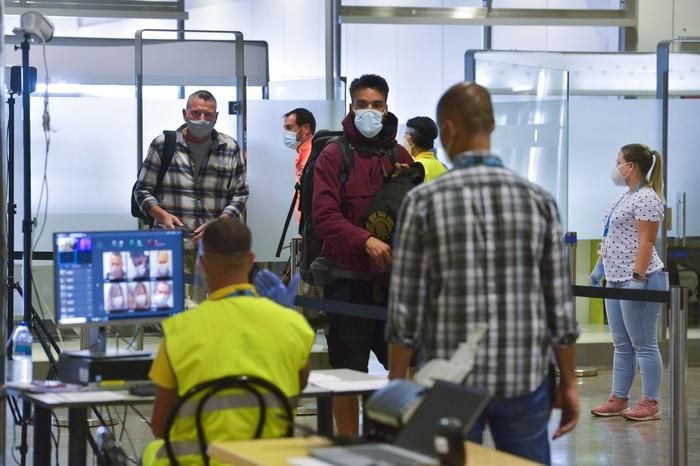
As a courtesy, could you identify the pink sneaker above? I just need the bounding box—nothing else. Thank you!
[623,398,660,421]
[591,394,629,417]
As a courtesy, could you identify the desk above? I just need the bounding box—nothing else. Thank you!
[4,384,153,466]
[3,369,386,466]
[209,436,542,466]
[300,369,387,437]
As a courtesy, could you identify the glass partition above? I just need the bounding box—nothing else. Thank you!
[666,45,700,334]
[247,99,346,262]
[471,59,569,228]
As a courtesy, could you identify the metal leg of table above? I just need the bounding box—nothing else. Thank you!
[68,407,88,466]
[316,396,334,437]
[33,405,52,466]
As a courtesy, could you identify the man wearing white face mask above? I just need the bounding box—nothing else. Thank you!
[282,108,316,224]
[312,74,412,436]
[134,90,249,283]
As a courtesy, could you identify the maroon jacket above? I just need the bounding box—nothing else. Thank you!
[312,111,413,273]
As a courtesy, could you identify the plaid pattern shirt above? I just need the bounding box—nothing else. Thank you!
[134,126,249,232]
[387,153,578,398]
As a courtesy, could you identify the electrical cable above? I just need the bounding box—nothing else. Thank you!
[32,39,52,251]
[50,412,61,466]
[11,423,20,465]
[31,275,64,346]
[108,405,138,465]
[128,403,152,428]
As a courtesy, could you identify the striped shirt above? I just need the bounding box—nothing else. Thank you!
[134,126,249,235]
[387,152,578,398]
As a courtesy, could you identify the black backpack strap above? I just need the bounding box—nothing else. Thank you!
[389,143,398,165]
[156,130,177,187]
[333,137,354,185]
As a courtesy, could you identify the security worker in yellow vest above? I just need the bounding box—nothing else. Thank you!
[142,217,314,465]
[402,116,448,182]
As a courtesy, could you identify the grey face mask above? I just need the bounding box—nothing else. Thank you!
[186,118,214,138]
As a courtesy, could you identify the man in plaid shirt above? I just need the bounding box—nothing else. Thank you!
[134,90,249,275]
[386,82,579,465]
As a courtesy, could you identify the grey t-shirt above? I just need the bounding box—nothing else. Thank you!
[188,141,211,178]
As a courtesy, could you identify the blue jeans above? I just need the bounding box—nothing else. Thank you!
[467,377,551,465]
[605,270,668,401]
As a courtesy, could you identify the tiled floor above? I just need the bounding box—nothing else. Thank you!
[5,341,699,465]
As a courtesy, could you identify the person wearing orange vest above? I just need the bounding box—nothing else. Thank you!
[142,217,314,465]
[283,107,316,224]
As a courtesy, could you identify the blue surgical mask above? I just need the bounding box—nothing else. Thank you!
[283,130,300,150]
[354,109,384,139]
[186,118,214,138]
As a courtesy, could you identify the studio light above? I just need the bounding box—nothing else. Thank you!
[14,10,55,43]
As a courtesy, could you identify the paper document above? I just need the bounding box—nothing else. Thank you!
[311,379,388,392]
[308,372,342,384]
[288,458,333,466]
[52,391,125,403]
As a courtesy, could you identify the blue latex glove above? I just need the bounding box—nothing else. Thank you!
[589,260,605,287]
[253,269,300,308]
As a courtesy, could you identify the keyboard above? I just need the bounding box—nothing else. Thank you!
[128,382,156,397]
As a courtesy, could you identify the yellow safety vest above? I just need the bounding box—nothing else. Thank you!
[142,285,314,465]
[415,151,448,182]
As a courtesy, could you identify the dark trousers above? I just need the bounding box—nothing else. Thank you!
[324,278,388,372]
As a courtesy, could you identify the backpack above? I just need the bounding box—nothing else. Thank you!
[131,130,177,226]
[360,163,424,244]
[275,130,398,286]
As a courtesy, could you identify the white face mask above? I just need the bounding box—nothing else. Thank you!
[134,294,147,307]
[111,296,124,309]
[611,162,631,186]
[354,109,384,139]
[158,264,170,276]
[155,292,170,306]
[135,264,147,276]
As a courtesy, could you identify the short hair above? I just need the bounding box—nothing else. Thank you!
[284,107,316,134]
[406,116,439,150]
[202,217,251,254]
[349,74,389,102]
[436,82,494,136]
[187,90,217,108]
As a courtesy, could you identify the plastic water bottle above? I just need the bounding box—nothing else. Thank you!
[10,321,33,383]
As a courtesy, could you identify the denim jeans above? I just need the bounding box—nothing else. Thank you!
[605,270,669,401]
[466,377,551,465]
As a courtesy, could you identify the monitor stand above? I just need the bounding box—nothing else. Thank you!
[63,326,151,359]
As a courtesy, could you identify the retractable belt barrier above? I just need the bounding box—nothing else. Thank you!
[294,296,387,321]
[295,285,688,466]
[572,285,670,303]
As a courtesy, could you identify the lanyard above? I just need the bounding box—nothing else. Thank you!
[223,289,255,299]
[602,196,626,238]
[451,152,504,170]
[602,183,645,238]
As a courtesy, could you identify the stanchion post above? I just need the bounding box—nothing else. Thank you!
[669,286,688,466]
[565,232,597,377]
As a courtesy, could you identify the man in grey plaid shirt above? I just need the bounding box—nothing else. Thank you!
[134,90,249,274]
[386,82,579,465]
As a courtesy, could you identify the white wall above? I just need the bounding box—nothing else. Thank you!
[636,0,700,52]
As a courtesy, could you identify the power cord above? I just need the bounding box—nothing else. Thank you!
[32,39,53,251]
[51,412,61,466]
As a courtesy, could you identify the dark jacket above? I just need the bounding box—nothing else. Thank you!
[312,111,413,273]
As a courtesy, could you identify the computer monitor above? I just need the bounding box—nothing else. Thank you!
[53,230,185,327]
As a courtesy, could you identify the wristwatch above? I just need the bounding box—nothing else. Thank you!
[632,271,646,282]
